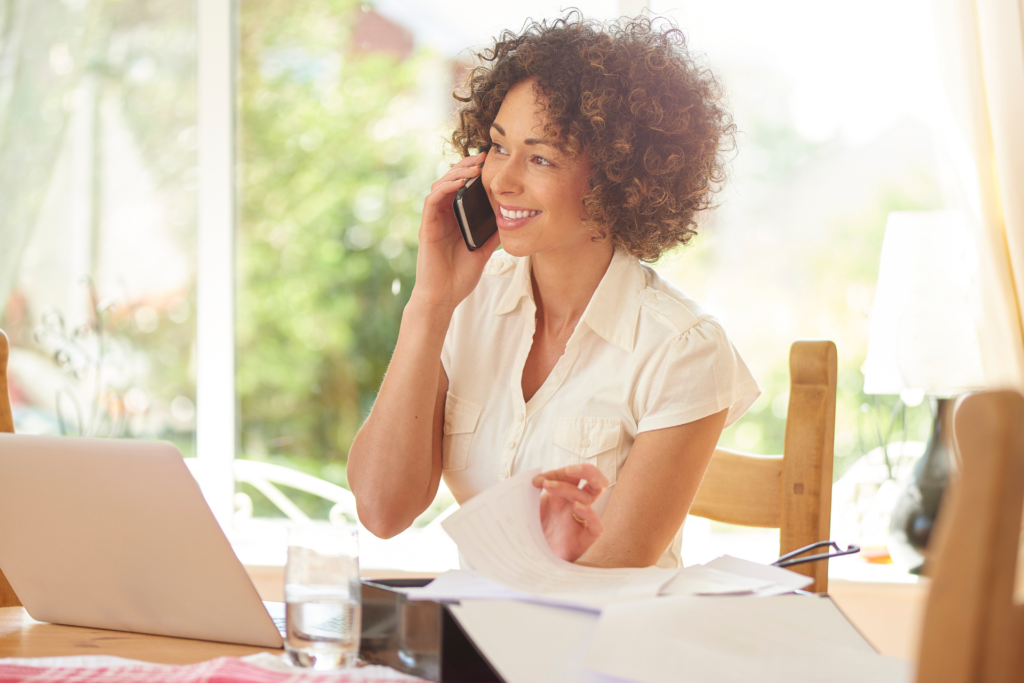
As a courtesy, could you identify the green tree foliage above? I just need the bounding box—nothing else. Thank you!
[237,0,438,486]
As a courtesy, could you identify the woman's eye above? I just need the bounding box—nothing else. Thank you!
[532,155,553,166]
[492,143,508,155]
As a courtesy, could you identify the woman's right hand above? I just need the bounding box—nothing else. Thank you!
[410,151,501,312]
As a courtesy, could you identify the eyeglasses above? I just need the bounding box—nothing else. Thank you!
[773,540,861,568]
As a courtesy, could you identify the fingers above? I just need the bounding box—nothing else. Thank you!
[533,463,609,495]
[572,501,604,537]
[430,152,486,191]
[422,177,470,212]
[429,164,482,193]
[538,478,600,506]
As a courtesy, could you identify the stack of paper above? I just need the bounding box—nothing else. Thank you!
[661,554,812,596]
[424,468,813,609]
[427,468,911,683]
[448,596,912,683]
[436,469,678,610]
[404,569,529,603]
[585,595,912,683]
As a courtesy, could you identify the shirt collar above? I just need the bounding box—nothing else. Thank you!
[493,253,534,316]
[582,249,645,353]
[493,249,645,353]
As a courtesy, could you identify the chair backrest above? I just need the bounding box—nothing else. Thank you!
[0,329,21,607]
[690,340,837,593]
[0,330,13,434]
[914,390,1024,683]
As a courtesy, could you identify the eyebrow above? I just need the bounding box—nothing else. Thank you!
[490,122,548,146]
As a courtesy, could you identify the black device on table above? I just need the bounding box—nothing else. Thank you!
[453,173,497,251]
[360,578,502,682]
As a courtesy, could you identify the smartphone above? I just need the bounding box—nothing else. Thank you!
[453,173,497,251]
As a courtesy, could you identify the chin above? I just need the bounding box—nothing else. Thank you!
[495,231,536,258]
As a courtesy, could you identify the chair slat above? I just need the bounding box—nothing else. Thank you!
[779,340,837,593]
[690,448,783,528]
[0,329,20,607]
[0,330,13,434]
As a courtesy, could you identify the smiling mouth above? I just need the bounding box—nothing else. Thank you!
[499,206,541,220]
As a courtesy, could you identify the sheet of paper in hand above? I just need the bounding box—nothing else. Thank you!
[440,468,677,611]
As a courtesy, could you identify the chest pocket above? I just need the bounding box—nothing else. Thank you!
[442,392,482,471]
[553,416,621,486]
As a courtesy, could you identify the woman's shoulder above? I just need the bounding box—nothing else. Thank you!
[634,263,720,340]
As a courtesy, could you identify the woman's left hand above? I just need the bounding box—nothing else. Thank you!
[533,464,608,562]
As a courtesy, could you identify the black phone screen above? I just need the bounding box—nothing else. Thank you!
[453,175,497,251]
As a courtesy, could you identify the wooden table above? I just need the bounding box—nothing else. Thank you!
[829,579,928,660]
[0,568,435,665]
[0,607,278,664]
[0,571,930,666]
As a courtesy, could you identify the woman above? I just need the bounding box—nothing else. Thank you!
[347,14,759,568]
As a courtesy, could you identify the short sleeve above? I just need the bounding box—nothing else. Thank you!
[636,317,760,433]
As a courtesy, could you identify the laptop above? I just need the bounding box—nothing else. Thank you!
[0,434,285,648]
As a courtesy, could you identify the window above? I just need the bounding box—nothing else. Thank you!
[3,0,948,577]
[2,0,198,458]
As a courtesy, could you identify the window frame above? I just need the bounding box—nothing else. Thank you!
[195,0,237,527]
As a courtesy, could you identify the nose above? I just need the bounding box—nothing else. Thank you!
[488,157,523,197]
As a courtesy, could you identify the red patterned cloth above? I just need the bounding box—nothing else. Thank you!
[0,657,426,683]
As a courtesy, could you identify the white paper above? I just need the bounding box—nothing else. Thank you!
[403,570,530,602]
[447,600,618,683]
[585,594,913,683]
[661,555,814,596]
[661,565,775,595]
[441,468,677,610]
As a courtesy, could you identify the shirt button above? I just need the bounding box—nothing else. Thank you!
[507,441,516,450]
[581,438,591,448]
[501,468,511,478]
[516,413,524,423]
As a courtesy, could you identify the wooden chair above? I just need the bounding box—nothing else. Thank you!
[914,390,1024,683]
[689,340,837,593]
[0,329,21,608]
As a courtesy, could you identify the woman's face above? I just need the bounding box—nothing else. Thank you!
[482,79,594,259]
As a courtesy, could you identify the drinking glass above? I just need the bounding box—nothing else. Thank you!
[285,524,362,669]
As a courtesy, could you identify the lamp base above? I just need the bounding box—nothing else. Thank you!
[887,397,955,574]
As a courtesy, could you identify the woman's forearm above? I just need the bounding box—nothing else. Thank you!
[347,297,454,538]
[574,409,728,568]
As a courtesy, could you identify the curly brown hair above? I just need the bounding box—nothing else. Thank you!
[450,12,735,262]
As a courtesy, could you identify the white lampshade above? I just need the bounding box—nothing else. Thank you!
[862,211,985,396]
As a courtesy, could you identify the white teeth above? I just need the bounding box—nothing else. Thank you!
[500,207,539,220]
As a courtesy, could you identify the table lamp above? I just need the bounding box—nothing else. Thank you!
[862,210,985,573]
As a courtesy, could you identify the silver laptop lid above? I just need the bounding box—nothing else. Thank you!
[0,434,283,648]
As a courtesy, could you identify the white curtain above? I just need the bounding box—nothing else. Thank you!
[931,0,1024,391]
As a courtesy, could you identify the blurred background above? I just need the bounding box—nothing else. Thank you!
[0,0,954,575]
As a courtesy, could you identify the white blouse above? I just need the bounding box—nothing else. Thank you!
[440,249,760,567]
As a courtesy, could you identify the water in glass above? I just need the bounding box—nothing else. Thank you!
[285,583,361,668]
[285,525,361,669]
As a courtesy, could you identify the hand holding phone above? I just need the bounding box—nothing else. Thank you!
[453,172,497,251]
